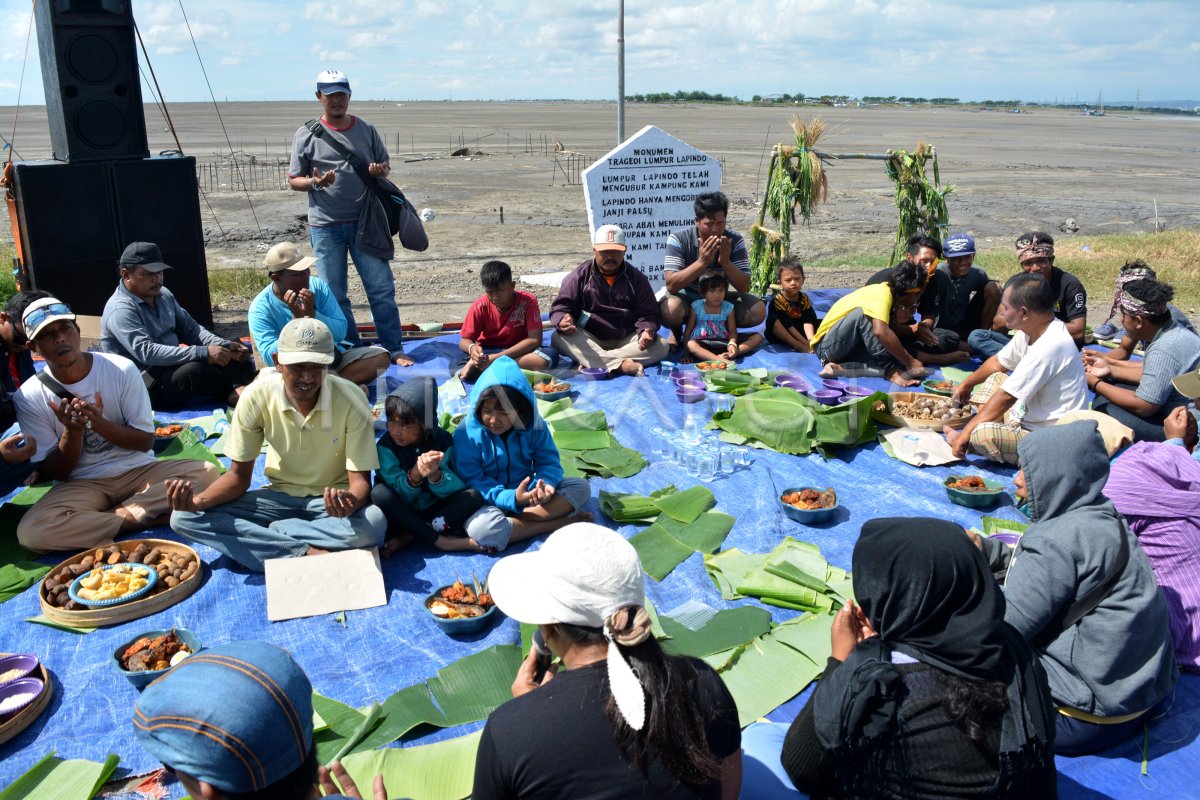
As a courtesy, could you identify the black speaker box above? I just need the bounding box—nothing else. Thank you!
[12,157,212,326]
[34,0,149,163]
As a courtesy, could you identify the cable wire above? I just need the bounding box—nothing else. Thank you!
[5,1,36,167]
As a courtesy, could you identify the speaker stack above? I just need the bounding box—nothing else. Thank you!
[10,0,212,325]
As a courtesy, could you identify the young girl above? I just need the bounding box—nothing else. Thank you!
[371,376,508,557]
[684,270,763,363]
[453,356,591,546]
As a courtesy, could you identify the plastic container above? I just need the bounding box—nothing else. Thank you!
[676,386,706,404]
[212,410,230,436]
[774,373,808,388]
[719,447,737,474]
[425,586,500,635]
[843,385,874,397]
[736,446,751,467]
[777,379,809,395]
[0,654,39,687]
[673,375,705,389]
[809,389,842,406]
[684,448,701,478]
[779,486,839,524]
[0,677,44,716]
[69,563,159,607]
[580,367,608,381]
[988,532,1022,547]
[944,476,1007,509]
[821,379,849,392]
[698,453,717,482]
[112,628,203,690]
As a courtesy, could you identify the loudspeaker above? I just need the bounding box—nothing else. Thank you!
[12,157,213,326]
[11,160,121,315]
[34,0,149,163]
[110,157,212,326]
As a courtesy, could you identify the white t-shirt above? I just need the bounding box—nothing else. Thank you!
[996,319,1088,428]
[15,352,156,480]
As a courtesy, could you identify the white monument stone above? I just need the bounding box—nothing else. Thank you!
[582,126,721,291]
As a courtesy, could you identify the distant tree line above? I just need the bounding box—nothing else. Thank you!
[627,90,738,103]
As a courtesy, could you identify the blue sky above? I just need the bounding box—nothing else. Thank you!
[2,1,1197,105]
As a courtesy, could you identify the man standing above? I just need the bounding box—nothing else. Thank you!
[14,298,219,552]
[249,242,390,389]
[288,69,412,367]
[660,192,766,344]
[168,318,386,572]
[945,274,1088,465]
[968,232,1087,358]
[549,225,668,376]
[102,242,256,408]
[0,290,49,492]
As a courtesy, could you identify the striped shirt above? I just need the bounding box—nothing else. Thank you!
[1105,440,1200,670]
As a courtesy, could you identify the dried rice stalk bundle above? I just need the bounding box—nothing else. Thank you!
[885,141,954,265]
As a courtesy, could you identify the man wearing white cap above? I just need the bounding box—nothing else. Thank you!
[288,70,412,368]
[474,522,742,799]
[167,317,386,572]
[248,241,390,388]
[13,298,219,552]
[548,225,668,376]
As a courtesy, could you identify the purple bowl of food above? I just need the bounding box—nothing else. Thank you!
[842,385,874,397]
[675,386,707,404]
[821,379,849,392]
[777,379,810,395]
[673,374,705,389]
[580,367,609,381]
[0,676,43,717]
[0,654,39,687]
[810,389,842,406]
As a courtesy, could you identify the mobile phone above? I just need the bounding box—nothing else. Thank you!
[531,629,552,683]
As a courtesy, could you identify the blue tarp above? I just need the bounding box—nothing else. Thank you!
[1,287,1195,798]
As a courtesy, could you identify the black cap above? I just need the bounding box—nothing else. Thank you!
[119,241,172,273]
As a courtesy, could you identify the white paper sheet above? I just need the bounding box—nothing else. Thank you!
[265,548,386,622]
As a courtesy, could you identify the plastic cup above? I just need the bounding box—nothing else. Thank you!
[720,447,737,474]
[685,448,702,477]
[699,453,718,482]
[736,446,751,467]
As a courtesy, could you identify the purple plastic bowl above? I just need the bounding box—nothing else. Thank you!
[777,380,810,395]
[837,394,853,404]
[580,367,609,381]
[0,676,43,717]
[810,389,842,405]
[774,373,804,386]
[988,532,1022,547]
[0,654,39,686]
[843,385,874,397]
[673,375,705,389]
[821,379,849,392]
[675,387,706,404]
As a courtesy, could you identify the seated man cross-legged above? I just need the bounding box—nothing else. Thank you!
[169,318,386,572]
[14,298,219,552]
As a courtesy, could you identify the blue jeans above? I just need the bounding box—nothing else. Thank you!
[310,223,405,358]
[171,487,387,572]
[968,329,1011,359]
[739,721,805,799]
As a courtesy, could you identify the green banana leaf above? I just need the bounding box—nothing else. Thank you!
[702,369,765,395]
[712,389,818,454]
[339,731,482,800]
[704,549,768,600]
[653,485,715,523]
[0,561,51,604]
[771,613,836,668]
[25,614,96,634]
[630,523,696,581]
[427,645,524,727]
[659,605,772,658]
[521,368,554,386]
[599,487,677,523]
[569,439,647,478]
[0,752,120,800]
[546,410,608,432]
[719,629,824,726]
[657,512,735,554]
[983,516,1029,536]
[550,429,611,451]
[156,426,225,470]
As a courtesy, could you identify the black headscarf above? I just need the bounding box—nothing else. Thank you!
[812,518,1055,794]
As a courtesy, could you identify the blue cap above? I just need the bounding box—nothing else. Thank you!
[943,233,976,257]
[133,641,313,793]
[316,69,351,95]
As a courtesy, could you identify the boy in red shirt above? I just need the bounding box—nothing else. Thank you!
[458,261,558,381]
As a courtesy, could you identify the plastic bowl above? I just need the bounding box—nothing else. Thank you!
[580,367,609,381]
[809,389,842,406]
[676,386,707,404]
[425,586,500,635]
[988,532,1022,547]
[779,486,839,524]
[777,379,809,395]
[68,563,159,607]
[843,385,874,397]
[821,379,849,392]
[673,375,705,389]
[775,374,810,392]
[944,476,1007,509]
[533,382,572,401]
[0,654,39,687]
[0,676,44,717]
[112,628,203,690]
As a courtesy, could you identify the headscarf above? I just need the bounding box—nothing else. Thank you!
[1016,241,1054,265]
[1105,264,1156,323]
[811,518,1055,792]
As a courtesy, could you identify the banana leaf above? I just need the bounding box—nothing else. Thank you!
[599,486,677,523]
[550,429,611,451]
[570,440,647,478]
[719,630,824,726]
[538,398,577,419]
[702,369,765,395]
[704,549,768,600]
[546,410,608,432]
[156,426,225,470]
[712,389,818,454]
[0,561,50,604]
[983,516,1028,536]
[630,523,696,581]
[521,368,554,386]
[339,731,482,800]
[657,511,735,554]
[352,684,445,753]
[426,645,524,727]
[0,752,120,800]
[764,539,836,594]
[25,614,96,634]
[771,613,835,669]
[736,571,836,612]
[653,485,715,523]
[659,605,773,658]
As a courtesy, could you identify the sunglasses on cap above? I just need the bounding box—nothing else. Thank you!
[23,303,74,331]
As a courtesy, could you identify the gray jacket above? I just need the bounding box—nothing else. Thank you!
[984,421,1177,715]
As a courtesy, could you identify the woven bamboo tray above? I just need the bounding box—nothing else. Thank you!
[0,660,52,746]
[38,539,203,627]
[871,391,973,431]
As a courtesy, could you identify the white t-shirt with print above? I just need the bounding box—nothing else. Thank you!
[15,352,156,480]
[996,319,1088,428]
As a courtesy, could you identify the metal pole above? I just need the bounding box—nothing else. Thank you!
[617,0,625,143]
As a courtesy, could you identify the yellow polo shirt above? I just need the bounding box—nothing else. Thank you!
[809,283,894,347]
[225,372,379,497]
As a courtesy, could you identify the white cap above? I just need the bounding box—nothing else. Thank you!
[22,297,76,341]
[316,70,351,95]
[592,224,626,252]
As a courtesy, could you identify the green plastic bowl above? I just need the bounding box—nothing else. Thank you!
[943,476,1007,509]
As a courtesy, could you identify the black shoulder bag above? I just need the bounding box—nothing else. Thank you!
[304,119,429,251]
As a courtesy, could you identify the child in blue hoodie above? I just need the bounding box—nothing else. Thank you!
[372,376,508,556]
[453,356,591,546]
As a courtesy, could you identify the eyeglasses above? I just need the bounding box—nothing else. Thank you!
[22,303,73,332]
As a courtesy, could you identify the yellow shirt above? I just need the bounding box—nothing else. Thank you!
[809,283,894,347]
[225,372,379,497]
